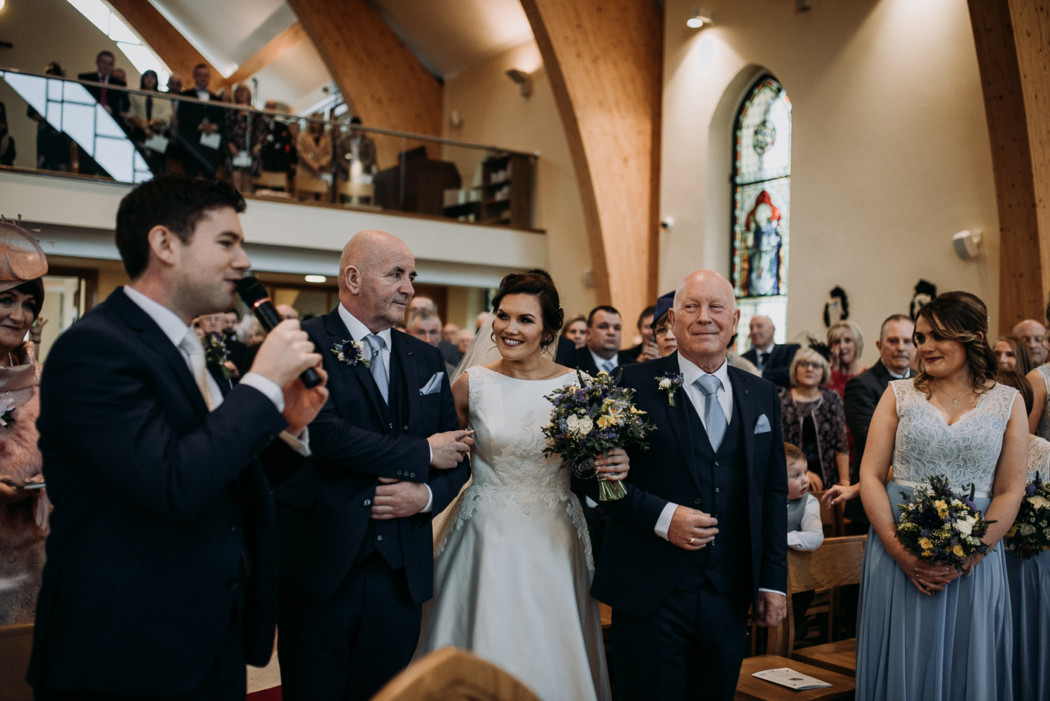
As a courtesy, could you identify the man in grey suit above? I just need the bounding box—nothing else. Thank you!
[844,313,915,526]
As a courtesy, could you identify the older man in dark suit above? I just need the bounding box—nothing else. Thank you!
[741,314,799,387]
[843,313,915,526]
[589,270,788,700]
[177,63,223,178]
[274,229,472,701]
[29,175,326,699]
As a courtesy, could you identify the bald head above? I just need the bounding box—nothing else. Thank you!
[1013,318,1048,366]
[339,230,417,333]
[749,314,775,350]
[670,270,740,372]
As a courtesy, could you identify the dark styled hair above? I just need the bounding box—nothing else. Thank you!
[140,70,159,90]
[10,279,44,319]
[561,314,585,337]
[637,305,656,329]
[996,368,1033,414]
[491,272,564,349]
[587,305,620,327]
[913,291,998,396]
[96,50,114,62]
[115,175,245,279]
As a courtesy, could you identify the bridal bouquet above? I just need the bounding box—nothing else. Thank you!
[895,475,992,573]
[1004,474,1050,560]
[542,369,653,501]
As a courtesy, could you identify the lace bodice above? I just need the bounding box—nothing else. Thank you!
[1036,366,1050,441]
[1028,435,1050,482]
[891,380,1017,495]
[437,366,591,562]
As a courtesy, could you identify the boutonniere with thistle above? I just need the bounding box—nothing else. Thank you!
[656,372,684,407]
[331,339,370,368]
[202,332,232,379]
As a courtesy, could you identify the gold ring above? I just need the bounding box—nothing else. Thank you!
[689,537,696,545]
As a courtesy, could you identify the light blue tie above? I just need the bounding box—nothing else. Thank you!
[601,360,615,374]
[364,334,389,403]
[696,374,727,451]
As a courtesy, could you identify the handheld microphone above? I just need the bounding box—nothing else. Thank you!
[236,276,323,389]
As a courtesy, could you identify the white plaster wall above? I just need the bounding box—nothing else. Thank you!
[443,40,596,321]
[660,0,999,364]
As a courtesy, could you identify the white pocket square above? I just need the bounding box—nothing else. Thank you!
[419,372,444,396]
[754,414,771,434]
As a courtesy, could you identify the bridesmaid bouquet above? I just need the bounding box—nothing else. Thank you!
[1004,474,1050,560]
[542,369,654,500]
[895,475,992,572]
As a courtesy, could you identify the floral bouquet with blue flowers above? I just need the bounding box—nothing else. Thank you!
[895,475,992,573]
[1004,474,1050,560]
[542,369,653,500]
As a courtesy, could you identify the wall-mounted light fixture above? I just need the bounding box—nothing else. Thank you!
[304,275,327,284]
[686,8,715,29]
[506,69,533,98]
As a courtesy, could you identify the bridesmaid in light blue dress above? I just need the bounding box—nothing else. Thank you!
[856,292,1028,701]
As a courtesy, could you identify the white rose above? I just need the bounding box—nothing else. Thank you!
[1029,495,1050,510]
[956,515,976,536]
[566,415,580,432]
[578,416,593,435]
[659,378,672,390]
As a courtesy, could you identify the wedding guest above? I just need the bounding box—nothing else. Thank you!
[780,347,849,491]
[224,83,266,194]
[244,317,266,346]
[826,320,865,397]
[27,62,72,172]
[856,291,1027,700]
[407,307,442,347]
[569,306,636,375]
[76,50,126,176]
[335,116,377,204]
[625,305,657,362]
[440,323,462,366]
[650,292,676,358]
[456,329,474,357]
[177,64,223,178]
[127,70,173,174]
[562,315,587,349]
[0,219,49,625]
[742,314,799,387]
[843,314,916,529]
[995,368,1050,701]
[994,336,1032,375]
[1013,318,1048,367]
[295,115,331,200]
[784,442,822,641]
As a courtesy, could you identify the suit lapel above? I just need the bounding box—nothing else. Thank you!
[728,366,758,487]
[109,288,210,417]
[650,353,703,492]
[323,309,386,418]
[390,331,421,431]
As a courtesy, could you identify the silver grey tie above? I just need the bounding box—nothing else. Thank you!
[696,374,727,451]
[364,334,389,403]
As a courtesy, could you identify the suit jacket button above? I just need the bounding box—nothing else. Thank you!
[714,460,720,467]
[388,422,394,430]
[694,498,701,505]
[409,472,416,478]
[403,425,409,431]
[715,488,720,494]
[376,534,384,541]
[396,469,403,476]
[363,499,371,506]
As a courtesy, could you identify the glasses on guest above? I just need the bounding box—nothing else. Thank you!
[797,360,823,369]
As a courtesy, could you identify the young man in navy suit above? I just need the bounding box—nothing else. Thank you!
[274,229,472,701]
[29,174,327,699]
[589,270,788,700]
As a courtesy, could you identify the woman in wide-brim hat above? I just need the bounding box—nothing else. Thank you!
[0,216,49,624]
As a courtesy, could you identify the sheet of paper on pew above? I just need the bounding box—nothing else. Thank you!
[752,667,833,690]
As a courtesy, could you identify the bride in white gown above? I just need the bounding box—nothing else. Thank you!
[415,272,627,701]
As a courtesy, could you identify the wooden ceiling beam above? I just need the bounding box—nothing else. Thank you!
[521,0,663,328]
[967,0,1050,332]
[107,0,221,83]
[286,0,442,137]
[223,21,307,90]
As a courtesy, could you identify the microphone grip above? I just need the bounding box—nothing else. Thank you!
[247,300,323,389]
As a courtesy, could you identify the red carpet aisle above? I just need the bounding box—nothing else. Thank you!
[246,653,281,700]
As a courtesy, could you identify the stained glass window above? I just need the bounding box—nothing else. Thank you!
[731,76,791,347]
